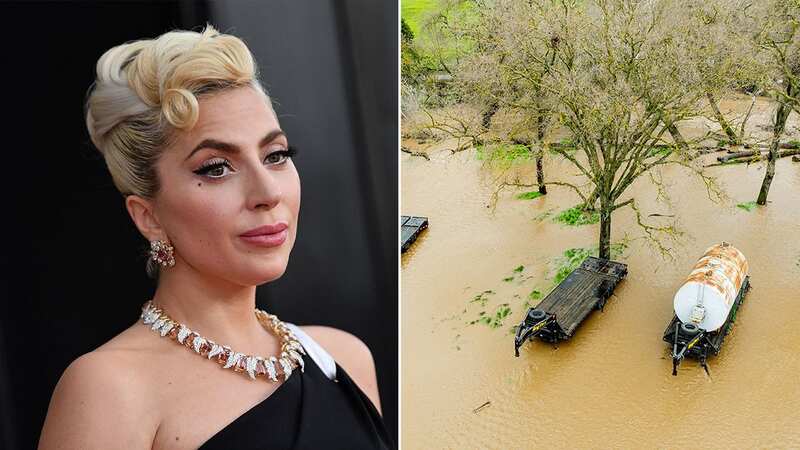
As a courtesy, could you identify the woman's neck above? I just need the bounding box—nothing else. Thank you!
[149,260,271,353]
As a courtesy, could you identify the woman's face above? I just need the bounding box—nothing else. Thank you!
[148,86,300,286]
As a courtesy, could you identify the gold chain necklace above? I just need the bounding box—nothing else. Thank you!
[140,300,305,382]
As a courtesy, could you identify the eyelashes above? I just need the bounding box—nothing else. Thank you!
[193,146,298,178]
[264,145,298,165]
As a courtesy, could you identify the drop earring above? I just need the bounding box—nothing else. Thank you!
[150,239,176,268]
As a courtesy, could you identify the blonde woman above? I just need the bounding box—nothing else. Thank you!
[38,24,391,450]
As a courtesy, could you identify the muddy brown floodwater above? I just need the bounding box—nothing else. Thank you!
[401,95,800,449]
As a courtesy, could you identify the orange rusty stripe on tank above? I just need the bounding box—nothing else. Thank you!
[686,267,738,303]
[702,248,741,263]
[685,272,726,297]
[704,245,748,272]
[693,245,748,290]
[708,258,743,288]
[691,257,743,284]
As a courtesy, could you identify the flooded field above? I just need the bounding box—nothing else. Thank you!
[401,95,800,448]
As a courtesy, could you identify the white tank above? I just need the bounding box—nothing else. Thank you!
[673,242,748,332]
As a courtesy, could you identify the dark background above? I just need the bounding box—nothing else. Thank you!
[0,1,397,448]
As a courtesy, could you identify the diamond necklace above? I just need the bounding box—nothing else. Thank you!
[140,300,305,382]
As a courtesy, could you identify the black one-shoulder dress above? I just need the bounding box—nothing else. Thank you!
[198,331,393,450]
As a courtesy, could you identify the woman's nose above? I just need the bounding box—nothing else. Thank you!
[246,162,283,210]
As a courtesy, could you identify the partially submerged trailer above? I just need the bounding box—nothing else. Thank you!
[401,215,428,253]
[514,256,628,356]
[663,242,750,375]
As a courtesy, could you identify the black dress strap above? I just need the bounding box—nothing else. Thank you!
[199,354,393,449]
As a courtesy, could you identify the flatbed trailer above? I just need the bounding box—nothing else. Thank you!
[401,215,428,253]
[663,276,751,375]
[514,256,628,356]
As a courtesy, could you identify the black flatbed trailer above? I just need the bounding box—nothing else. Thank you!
[663,276,751,376]
[514,256,628,356]
[401,216,428,253]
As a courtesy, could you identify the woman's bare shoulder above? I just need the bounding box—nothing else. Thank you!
[38,323,161,449]
[298,325,382,414]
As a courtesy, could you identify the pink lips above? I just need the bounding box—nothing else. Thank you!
[239,222,288,247]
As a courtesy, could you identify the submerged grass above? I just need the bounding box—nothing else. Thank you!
[469,290,495,307]
[471,303,512,328]
[554,205,600,226]
[737,201,758,212]
[476,143,532,162]
[533,208,556,222]
[551,243,628,285]
[517,191,544,200]
[502,265,525,282]
[452,242,630,343]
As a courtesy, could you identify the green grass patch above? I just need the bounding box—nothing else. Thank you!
[517,191,544,200]
[736,201,758,212]
[471,303,512,328]
[469,290,495,307]
[502,265,525,282]
[476,143,532,162]
[551,243,628,285]
[401,0,438,39]
[528,289,542,301]
[552,247,593,284]
[554,205,600,226]
[401,0,477,60]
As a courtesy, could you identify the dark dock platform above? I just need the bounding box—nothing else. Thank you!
[401,216,428,253]
[514,256,628,356]
[663,276,750,375]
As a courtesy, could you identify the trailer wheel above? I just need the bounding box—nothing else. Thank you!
[681,322,700,335]
[527,309,546,322]
[596,298,606,311]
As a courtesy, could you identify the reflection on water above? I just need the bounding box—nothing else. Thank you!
[401,96,800,448]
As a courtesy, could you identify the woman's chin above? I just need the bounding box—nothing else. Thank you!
[240,262,289,286]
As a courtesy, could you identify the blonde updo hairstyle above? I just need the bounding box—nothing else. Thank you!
[84,24,272,277]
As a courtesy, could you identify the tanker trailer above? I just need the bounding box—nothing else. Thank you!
[662,242,751,376]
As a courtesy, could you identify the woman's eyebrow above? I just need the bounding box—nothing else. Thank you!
[184,129,286,161]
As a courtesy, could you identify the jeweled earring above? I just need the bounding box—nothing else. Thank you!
[150,239,176,268]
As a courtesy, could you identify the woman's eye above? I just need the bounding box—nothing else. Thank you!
[265,148,296,165]
[194,160,232,178]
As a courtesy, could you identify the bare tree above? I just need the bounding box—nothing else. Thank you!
[456,0,728,259]
[752,0,800,205]
[428,0,563,195]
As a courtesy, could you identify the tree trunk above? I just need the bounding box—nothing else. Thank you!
[666,122,688,150]
[535,111,547,194]
[661,113,688,151]
[536,155,546,194]
[481,100,499,130]
[598,204,612,260]
[757,85,794,205]
[739,94,757,139]
[716,148,800,164]
[717,150,760,163]
[706,92,740,145]
[756,146,778,205]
